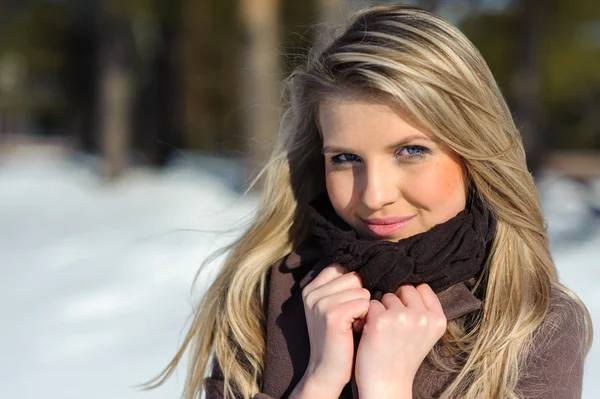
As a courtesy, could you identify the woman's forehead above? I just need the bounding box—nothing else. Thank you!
[318,96,433,146]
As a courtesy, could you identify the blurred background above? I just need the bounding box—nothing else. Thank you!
[0,0,598,398]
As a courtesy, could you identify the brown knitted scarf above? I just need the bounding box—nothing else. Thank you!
[307,193,497,296]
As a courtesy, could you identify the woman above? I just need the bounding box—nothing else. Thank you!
[148,5,592,398]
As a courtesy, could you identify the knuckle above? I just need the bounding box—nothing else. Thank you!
[416,282,431,291]
[393,312,409,326]
[302,290,316,307]
[361,288,371,299]
[399,283,414,292]
[314,298,329,315]
[434,314,447,331]
[351,271,363,286]
[324,308,342,326]
[301,284,312,299]
[417,314,429,328]
[344,271,362,287]
[371,317,389,332]
[329,262,345,271]
[357,298,370,311]
[381,293,397,304]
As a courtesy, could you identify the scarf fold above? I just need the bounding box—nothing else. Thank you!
[307,193,497,296]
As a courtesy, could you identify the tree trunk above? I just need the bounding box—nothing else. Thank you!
[318,0,345,26]
[513,0,544,175]
[315,0,346,47]
[239,0,281,188]
[133,5,185,168]
[97,16,134,180]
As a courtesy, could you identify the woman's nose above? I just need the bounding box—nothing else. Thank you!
[359,164,399,211]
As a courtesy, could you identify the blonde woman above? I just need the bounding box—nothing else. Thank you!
[148,5,592,399]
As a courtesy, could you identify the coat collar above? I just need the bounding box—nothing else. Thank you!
[284,237,482,321]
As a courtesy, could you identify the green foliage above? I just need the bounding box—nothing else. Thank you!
[461,11,517,103]
[180,0,242,151]
[3,0,597,151]
[281,0,317,74]
[540,1,600,103]
[461,0,600,150]
[0,0,69,113]
[0,1,68,72]
[105,0,178,23]
[182,0,319,152]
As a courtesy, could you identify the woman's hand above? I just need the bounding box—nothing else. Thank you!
[291,264,370,399]
[354,283,447,399]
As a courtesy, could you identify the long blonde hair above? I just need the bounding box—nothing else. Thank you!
[146,5,592,398]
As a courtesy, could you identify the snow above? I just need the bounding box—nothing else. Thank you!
[0,153,598,399]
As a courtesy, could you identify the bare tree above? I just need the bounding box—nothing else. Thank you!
[97,11,135,180]
[132,0,185,168]
[318,0,345,26]
[513,0,544,174]
[239,0,281,187]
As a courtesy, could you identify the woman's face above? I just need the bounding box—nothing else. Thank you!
[318,95,468,242]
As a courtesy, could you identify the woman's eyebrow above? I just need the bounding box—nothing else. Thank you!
[321,134,433,154]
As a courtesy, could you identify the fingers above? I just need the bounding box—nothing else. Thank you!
[308,263,347,287]
[394,284,426,310]
[302,264,369,333]
[353,316,367,332]
[313,271,363,295]
[366,299,386,323]
[303,265,364,307]
[316,288,371,310]
[335,298,371,327]
[311,296,370,334]
[307,264,363,291]
[305,267,445,338]
[380,293,404,311]
[416,283,444,315]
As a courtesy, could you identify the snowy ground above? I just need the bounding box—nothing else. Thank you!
[0,152,598,399]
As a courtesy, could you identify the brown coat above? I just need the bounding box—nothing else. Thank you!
[204,240,587,398]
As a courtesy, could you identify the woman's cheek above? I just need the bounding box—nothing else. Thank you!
[404,158,466,220]
[325,170,354,211]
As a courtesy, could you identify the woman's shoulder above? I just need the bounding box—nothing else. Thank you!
[538,286,588,344]
[529,286,589,359]
[517,285,590,398]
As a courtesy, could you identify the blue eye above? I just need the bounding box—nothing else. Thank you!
[330,153,361,165]
[396,145,429,159]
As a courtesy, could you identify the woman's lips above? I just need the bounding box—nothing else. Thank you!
[361,215,416,237]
